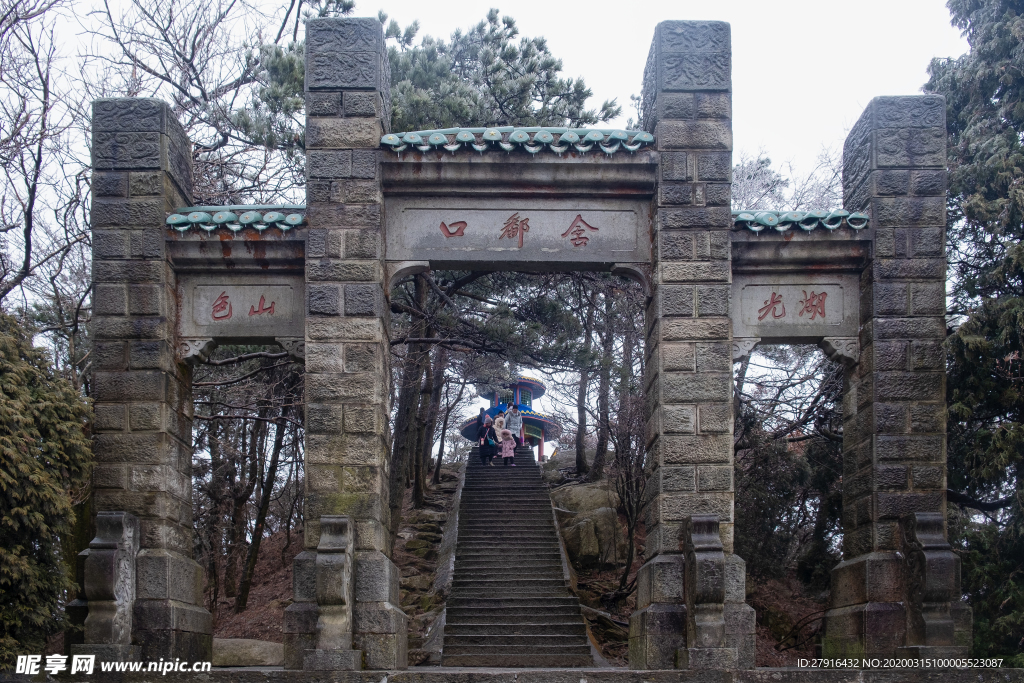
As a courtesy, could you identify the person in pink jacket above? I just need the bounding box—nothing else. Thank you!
[498,428,516,467]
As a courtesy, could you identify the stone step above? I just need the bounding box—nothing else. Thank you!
[444,454,593,668]
[455,557,562,566]
[446,601,582,610]
[447,613,583,623]
[450,563,564,571]
[455,560,563,570]
[452,577,565,587]
[444,622,587,636]
[455,541,561,548]
[456,532,558,539]
[459,524,556,529]
[450,592,572,601]
[452,575,566,582]
[459,508,553,514]
[458,523,556,530]
[446,596,582,608]
[444,633,589,647]
[441,653,595,668]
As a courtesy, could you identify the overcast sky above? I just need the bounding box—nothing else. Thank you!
[368,0,968,175]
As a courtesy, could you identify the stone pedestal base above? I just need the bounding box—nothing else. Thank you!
[724,603,755,669]
[823,552,906,658]
[70,644,141,662]
[822,602,907,659]
[679,646,737,669]
[303,649,362,670]
[628,603,686,670]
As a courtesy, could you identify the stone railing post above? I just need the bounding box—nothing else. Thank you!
[70,512,140,661]
[823,95,967,658]
[305,516,361,669]
[284,16,406,670]
[631,20,753,670]
[680,515,736,668]
[88,98,211,661]
[895,512,970,656]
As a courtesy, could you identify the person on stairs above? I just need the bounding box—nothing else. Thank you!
[498,427,516,466]
[493,413,505,432]
[478,416,498,466]
[504,405,523,446]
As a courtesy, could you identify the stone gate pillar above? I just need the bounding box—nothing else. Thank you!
[283,17,406,670]
[88,98,212,660]
[823,96,968,657]
[631,20,752,670]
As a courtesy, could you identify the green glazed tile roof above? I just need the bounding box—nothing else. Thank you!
[166,205,305,233]
[381,127,655,155]
[732,210,869,233]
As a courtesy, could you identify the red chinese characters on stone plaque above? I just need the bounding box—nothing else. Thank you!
[561,214,598,247]
[211,292,232,321]
[499,213,530,248]
[798,290,827,320]
[249,295,276,317]
[439,221,467,237]
[757,292,786,321]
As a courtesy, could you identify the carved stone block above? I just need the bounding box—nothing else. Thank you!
[305,19,384,91]
[900,512,964,651]
[93,99,168,133]
[306,515,361,670]
[683,515,734,665]
[81,512,140,648]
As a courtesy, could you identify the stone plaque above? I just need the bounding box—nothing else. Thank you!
[384,197,650,268]
[732,274,859,340]
[178,275,304,340]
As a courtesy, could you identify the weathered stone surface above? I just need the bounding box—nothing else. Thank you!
[212,639,284,666]
[306,118,383,149]
[656,120,732,150]
[305,19,384,91]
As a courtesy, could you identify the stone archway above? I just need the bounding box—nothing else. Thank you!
[78,16,967,672]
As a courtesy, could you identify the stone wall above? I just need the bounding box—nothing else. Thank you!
[283,16,407,670]
[88,98,212,661]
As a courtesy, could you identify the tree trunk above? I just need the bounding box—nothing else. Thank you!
[235,413,288,612]
[412,345,434,509]
[388,274,430,549]
[205,421,224,611]
[587,293,614,482]
[423,346,447,487]
[576,302,595,475]
[225,417,263,598]
[434,374,467,485]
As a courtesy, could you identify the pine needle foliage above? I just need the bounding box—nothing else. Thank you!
[386,9,620,132]
[926,0,1024,663]
[0,312,92,665]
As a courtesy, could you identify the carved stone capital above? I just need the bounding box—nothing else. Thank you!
[277,337,306,362]
[82,511,139,646]
[821,337,858,366]
[178,338,216,365]
[732,337,760,361]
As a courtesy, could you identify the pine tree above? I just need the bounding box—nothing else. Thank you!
[926,0,1024,663]
[0,313,92,664]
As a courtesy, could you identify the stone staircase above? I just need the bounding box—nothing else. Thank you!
[441,447,595,667]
